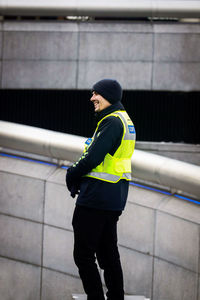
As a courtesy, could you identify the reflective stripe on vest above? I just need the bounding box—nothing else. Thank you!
[87,172,132,182]
[84,110,136,183]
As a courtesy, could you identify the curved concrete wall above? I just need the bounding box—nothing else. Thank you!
[0,20,200,90]
[0,153,199,300]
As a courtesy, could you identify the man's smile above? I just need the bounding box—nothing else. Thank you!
[94,101,99,110]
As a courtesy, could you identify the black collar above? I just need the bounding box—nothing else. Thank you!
[95,102,125,122]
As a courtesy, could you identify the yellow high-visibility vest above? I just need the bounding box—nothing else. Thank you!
[84,110,136,183]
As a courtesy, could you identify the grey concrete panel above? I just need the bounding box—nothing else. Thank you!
[120,247,152,298]
[0,31,2,59]
[43,225,78,276]
[3,32,78,60]
[0,215,42,265]
[136,141,200,153]
[79,22,153,33]
[78,61,152,90]
[0,257,40,300]
[42,268,83,300]
[154,34,200,62]
[79,33,152,61]
[158,195,200,224]
[4,21,79,32]
[47,167,66,185]
[2,60,77,89]
[0,155,56,180]
[118,202,154,255]
[153,23,200,34]
[153,258,197,300]
[153,62,200,91]
[0,172,44,222]
[155,212,199,272]
[127,184,166,209]
[45,182,75,230]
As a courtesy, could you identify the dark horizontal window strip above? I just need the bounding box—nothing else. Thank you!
[0,89,199,143]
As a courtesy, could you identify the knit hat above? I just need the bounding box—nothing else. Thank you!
[92,79,123,104]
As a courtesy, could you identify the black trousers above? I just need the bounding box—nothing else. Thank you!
[72,205,124,300]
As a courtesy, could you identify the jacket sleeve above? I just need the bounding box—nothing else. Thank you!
[66,116,123,184]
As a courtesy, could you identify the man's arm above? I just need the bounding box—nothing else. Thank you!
[66,116,123,195]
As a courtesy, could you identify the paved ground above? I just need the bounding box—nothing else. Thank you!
[72,295,150,300]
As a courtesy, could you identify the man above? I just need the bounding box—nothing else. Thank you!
[66,79,136,300]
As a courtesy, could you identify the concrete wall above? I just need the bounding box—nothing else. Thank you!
[0,153,199,300]
[0,20,200,90]
[136,142,200,166]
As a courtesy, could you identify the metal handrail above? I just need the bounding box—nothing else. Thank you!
[0,120,200,199]
[0,0,200,18]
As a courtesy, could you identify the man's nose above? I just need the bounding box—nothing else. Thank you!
[90,94,95,101]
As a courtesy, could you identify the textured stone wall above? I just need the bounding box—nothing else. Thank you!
[0,21,200,90]
[0,153,199,300]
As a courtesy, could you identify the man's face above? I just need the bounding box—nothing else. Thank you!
[90,91,111,113]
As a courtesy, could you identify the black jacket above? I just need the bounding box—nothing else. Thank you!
[66,102,130,211]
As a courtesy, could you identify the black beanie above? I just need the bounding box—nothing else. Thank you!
[92,79,123,104]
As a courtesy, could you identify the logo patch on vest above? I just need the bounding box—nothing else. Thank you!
[85,138,92,145]
[128,125,135,134]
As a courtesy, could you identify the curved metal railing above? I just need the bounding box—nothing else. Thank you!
[0,0,200,18]
[0,120,200,199]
